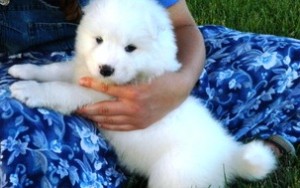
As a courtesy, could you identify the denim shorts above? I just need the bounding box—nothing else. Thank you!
[0,0,89,54]
[0,0,174,55]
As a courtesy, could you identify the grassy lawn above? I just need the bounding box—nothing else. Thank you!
[126,1,300,187]
[188,0,300,39]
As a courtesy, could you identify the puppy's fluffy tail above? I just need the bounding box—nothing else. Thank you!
[233,140,277,181]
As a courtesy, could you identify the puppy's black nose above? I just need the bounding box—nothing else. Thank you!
[99,65,115,77]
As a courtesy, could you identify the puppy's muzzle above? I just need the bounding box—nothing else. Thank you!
[99,65,115,77]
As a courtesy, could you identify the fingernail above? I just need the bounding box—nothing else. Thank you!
[101,84,109,92]
[79,77,90,86]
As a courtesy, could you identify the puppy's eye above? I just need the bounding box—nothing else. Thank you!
[96,37,103,44]
[125,44,137,53]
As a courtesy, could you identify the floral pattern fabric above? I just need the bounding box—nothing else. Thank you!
[194,25,300,143]
[0,25,300,187]
[0,52,126,188]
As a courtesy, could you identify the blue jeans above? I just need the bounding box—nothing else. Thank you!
[0,0,84,54]
[0,0,172,55]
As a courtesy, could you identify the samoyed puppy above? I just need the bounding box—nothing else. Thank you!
[9,0,276,187]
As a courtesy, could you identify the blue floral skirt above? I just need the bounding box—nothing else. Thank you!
[1,25,300,187]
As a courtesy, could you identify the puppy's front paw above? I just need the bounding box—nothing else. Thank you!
[8,64,38,80]
[10,81,46,108]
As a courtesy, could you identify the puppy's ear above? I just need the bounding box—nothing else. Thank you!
[144,15,159,39]
[80,2,90,15]
[80,0,103,21]
[144,7,173,40]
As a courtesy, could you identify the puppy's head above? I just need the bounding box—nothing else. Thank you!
[75,0,181,85]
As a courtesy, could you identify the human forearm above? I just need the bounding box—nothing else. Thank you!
[175,24,206,92]
[168,0,206,94]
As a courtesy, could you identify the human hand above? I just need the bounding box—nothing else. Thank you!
[76,72,192,131]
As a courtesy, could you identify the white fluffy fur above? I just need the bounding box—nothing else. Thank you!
[9,0,276,187]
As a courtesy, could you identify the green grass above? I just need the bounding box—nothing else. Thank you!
[188,0,300,39]
[125,1,300,187]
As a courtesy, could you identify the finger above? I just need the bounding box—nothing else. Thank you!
[76,101,133,116]
[77,103,111,116]
[79,77,133,97]
[79,77,149,100]
[88,115,133,125]
[98,123,138,131]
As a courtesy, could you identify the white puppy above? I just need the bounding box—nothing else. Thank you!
[9,0,276,187]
